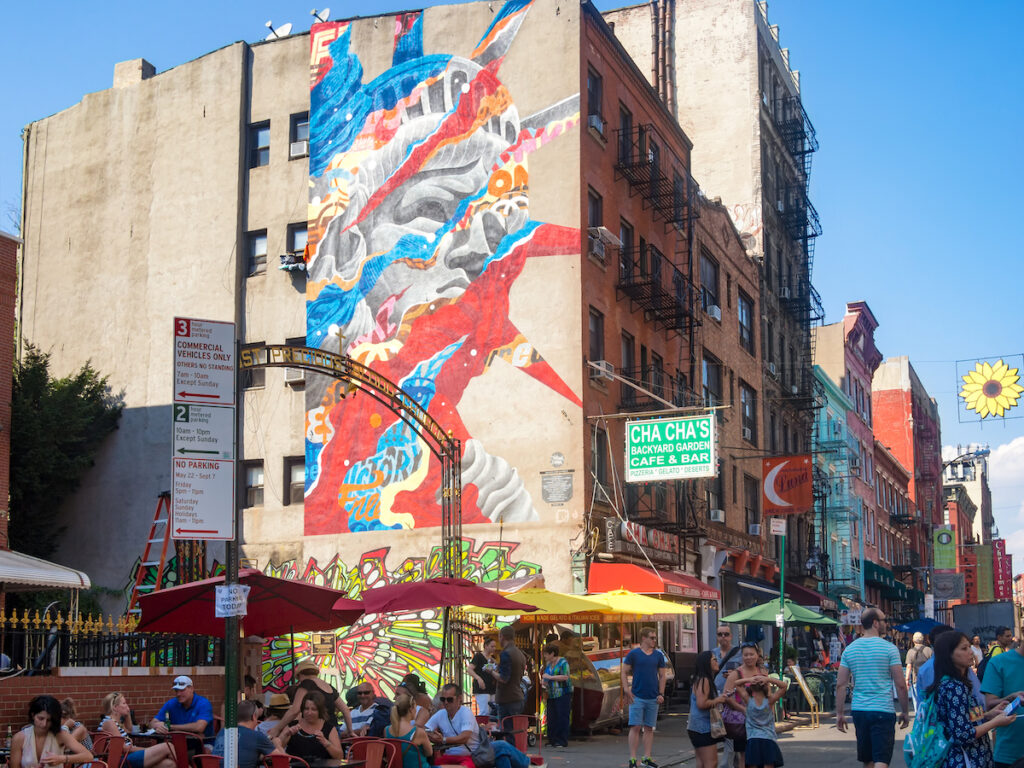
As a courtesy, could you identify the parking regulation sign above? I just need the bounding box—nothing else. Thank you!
[625,414,716,482]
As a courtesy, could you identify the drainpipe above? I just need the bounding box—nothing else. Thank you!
[651,0,660,94]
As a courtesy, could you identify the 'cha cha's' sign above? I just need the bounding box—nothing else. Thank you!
[625,414,716,482]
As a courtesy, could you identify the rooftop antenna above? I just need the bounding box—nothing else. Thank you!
[311,8,331,23]
[265,20,294,40]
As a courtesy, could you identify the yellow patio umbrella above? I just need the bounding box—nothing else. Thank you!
[590,589,695,617]
[464,587,630,622]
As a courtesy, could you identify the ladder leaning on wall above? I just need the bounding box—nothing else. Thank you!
[126,491,172,615]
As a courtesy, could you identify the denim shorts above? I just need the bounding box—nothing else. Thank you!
[851,710,895,765]
[628,697,659,728]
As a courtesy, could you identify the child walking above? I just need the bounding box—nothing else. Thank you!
[732,675,786,768]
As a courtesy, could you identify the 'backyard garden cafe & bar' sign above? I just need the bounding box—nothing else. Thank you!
[625,414,716,482]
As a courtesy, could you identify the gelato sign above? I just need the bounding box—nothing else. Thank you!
[625,415,716,482]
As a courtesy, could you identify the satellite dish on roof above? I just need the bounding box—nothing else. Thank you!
[311,8,331,23]
[265,20,293,40]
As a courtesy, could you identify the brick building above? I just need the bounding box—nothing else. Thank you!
[873,440,918,619]
[0,230,15,552]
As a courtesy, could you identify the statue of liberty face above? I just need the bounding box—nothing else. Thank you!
[308,50,529,360]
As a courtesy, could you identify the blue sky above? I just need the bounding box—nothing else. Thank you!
[2,0,1022,575]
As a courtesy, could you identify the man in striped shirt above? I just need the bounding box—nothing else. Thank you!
[835,608,909,768]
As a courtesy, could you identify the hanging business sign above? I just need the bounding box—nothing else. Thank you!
[932,572,965,600]
[933,526,957,571]
[761,455,813,516]
[625,414,716,482]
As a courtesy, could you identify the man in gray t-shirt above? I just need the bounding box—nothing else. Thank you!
[712,625,742,768]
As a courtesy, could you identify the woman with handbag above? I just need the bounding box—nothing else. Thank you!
[687,651,729,768]
[721,642,767,765]
[926,631,1016,768]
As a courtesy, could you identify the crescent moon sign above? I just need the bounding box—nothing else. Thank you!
[764,461,792,507]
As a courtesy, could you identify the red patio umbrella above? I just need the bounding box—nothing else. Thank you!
[348,577,537,615]
[136,568,364,636]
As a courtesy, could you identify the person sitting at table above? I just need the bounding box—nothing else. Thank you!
[385,692,433,768]
[401,674,436,719]
[149,675,214,740]
[395,684,431,727]
[425,684,479,767]
[258,694,291,736]
[60,698,93,751]
[278,660,355,737]
[212,700,284,768]
[11,695,94,768]
[343,683,385,736]
[99,692,178,768]
[279,690,343,764]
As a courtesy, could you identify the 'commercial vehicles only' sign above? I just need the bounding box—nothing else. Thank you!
[625,414,716,482]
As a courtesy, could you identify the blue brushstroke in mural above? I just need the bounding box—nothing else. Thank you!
[343,338,465,532]
[392,13,424,66]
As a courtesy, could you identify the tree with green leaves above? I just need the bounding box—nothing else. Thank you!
[10,345,124,560]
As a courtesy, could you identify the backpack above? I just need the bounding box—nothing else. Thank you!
[903,686,951,768]
[976,648,997,686]
[367,699,394,737]
[907,646,932,679]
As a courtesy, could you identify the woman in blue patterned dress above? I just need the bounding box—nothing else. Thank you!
[926,631,1016,768]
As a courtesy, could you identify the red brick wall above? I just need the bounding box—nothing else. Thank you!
[0,667,225,730]
[0,232,16,552]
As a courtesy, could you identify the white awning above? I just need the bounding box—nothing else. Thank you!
[0,549,91,590]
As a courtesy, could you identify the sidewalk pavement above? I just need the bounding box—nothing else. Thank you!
[537,710,836,768]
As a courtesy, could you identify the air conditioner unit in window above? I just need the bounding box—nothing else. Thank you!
[587,114,605,137]
[779,287,791,299]
[588,236,606,262]
[749,523,762,536]
[776,200,784,212]
[766,362,777,377]
[742,427,753,441]
[284,367,305,385]
[791,384,799,395]
[709,508,725,523]
[587,226,622,247]
[707,304,722,322]
[590,360,615,381]
[289,140,309,159]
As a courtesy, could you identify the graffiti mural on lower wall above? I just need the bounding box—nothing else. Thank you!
[260,537,540,695]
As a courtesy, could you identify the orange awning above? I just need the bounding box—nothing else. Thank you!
[588,562,719,601]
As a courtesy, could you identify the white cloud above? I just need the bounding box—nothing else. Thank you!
[987,436,1024,578]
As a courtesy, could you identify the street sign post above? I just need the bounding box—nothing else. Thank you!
[172,317,236,541]
[624,414,716,482]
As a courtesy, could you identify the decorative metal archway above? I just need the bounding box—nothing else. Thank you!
[238,344,464,683]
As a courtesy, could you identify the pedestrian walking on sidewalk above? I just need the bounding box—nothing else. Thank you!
[835,608,909,768]
[621,627,668,768]
[712,626,743,768]
[905,632,932,711]
[687,651,728,768]
[732,675,787,768]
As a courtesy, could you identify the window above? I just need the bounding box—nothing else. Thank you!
[284,335,306,386]
[702,353,722,408]
[587,69,603,119]
[246,230,268,277]
[618,219,634,281]
[765,321,774,363]
[241,342,266,388]
[249,122,270,168]
[700,249,719,310]
[621,332,635,372]
[284,457,305,505]
[290,112,309,143]
[587,188,603,228]
[288,223,308,254]
[740,383,757,443]
[244,461,265,508]
[647,244,663,280]
[706,472,723,516]
[744,474,760,529]
[592,427,609,489]
[651,352,665,398]
[738,291,754,354]
[588,308,604,363]
[769,411,778,453]
[618,105,633,163]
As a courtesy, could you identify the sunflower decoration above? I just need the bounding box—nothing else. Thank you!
[960,360,1024,418]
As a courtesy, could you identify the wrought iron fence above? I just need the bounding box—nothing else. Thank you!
[0,610,222,674]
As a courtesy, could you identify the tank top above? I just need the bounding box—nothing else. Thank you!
[19,726,62,768]
[744,697,776,741]
[99,715,134,747]
[384,725,430,768]
[687,681,713,734]
[286,721,333,762]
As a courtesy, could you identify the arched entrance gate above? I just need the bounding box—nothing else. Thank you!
[238,344,465,682]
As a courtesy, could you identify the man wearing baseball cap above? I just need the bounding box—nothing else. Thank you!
[150,675,214,739]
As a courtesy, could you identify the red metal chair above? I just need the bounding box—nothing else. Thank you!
[169,731,206,768]
[91,733,112,758]
[348,738,398,768]
[474,716,491,727]
[105,735,126,768]
[191,756,223,768]
[377,738,423,768]
[263,755,311,768]
[499,715,544,766]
